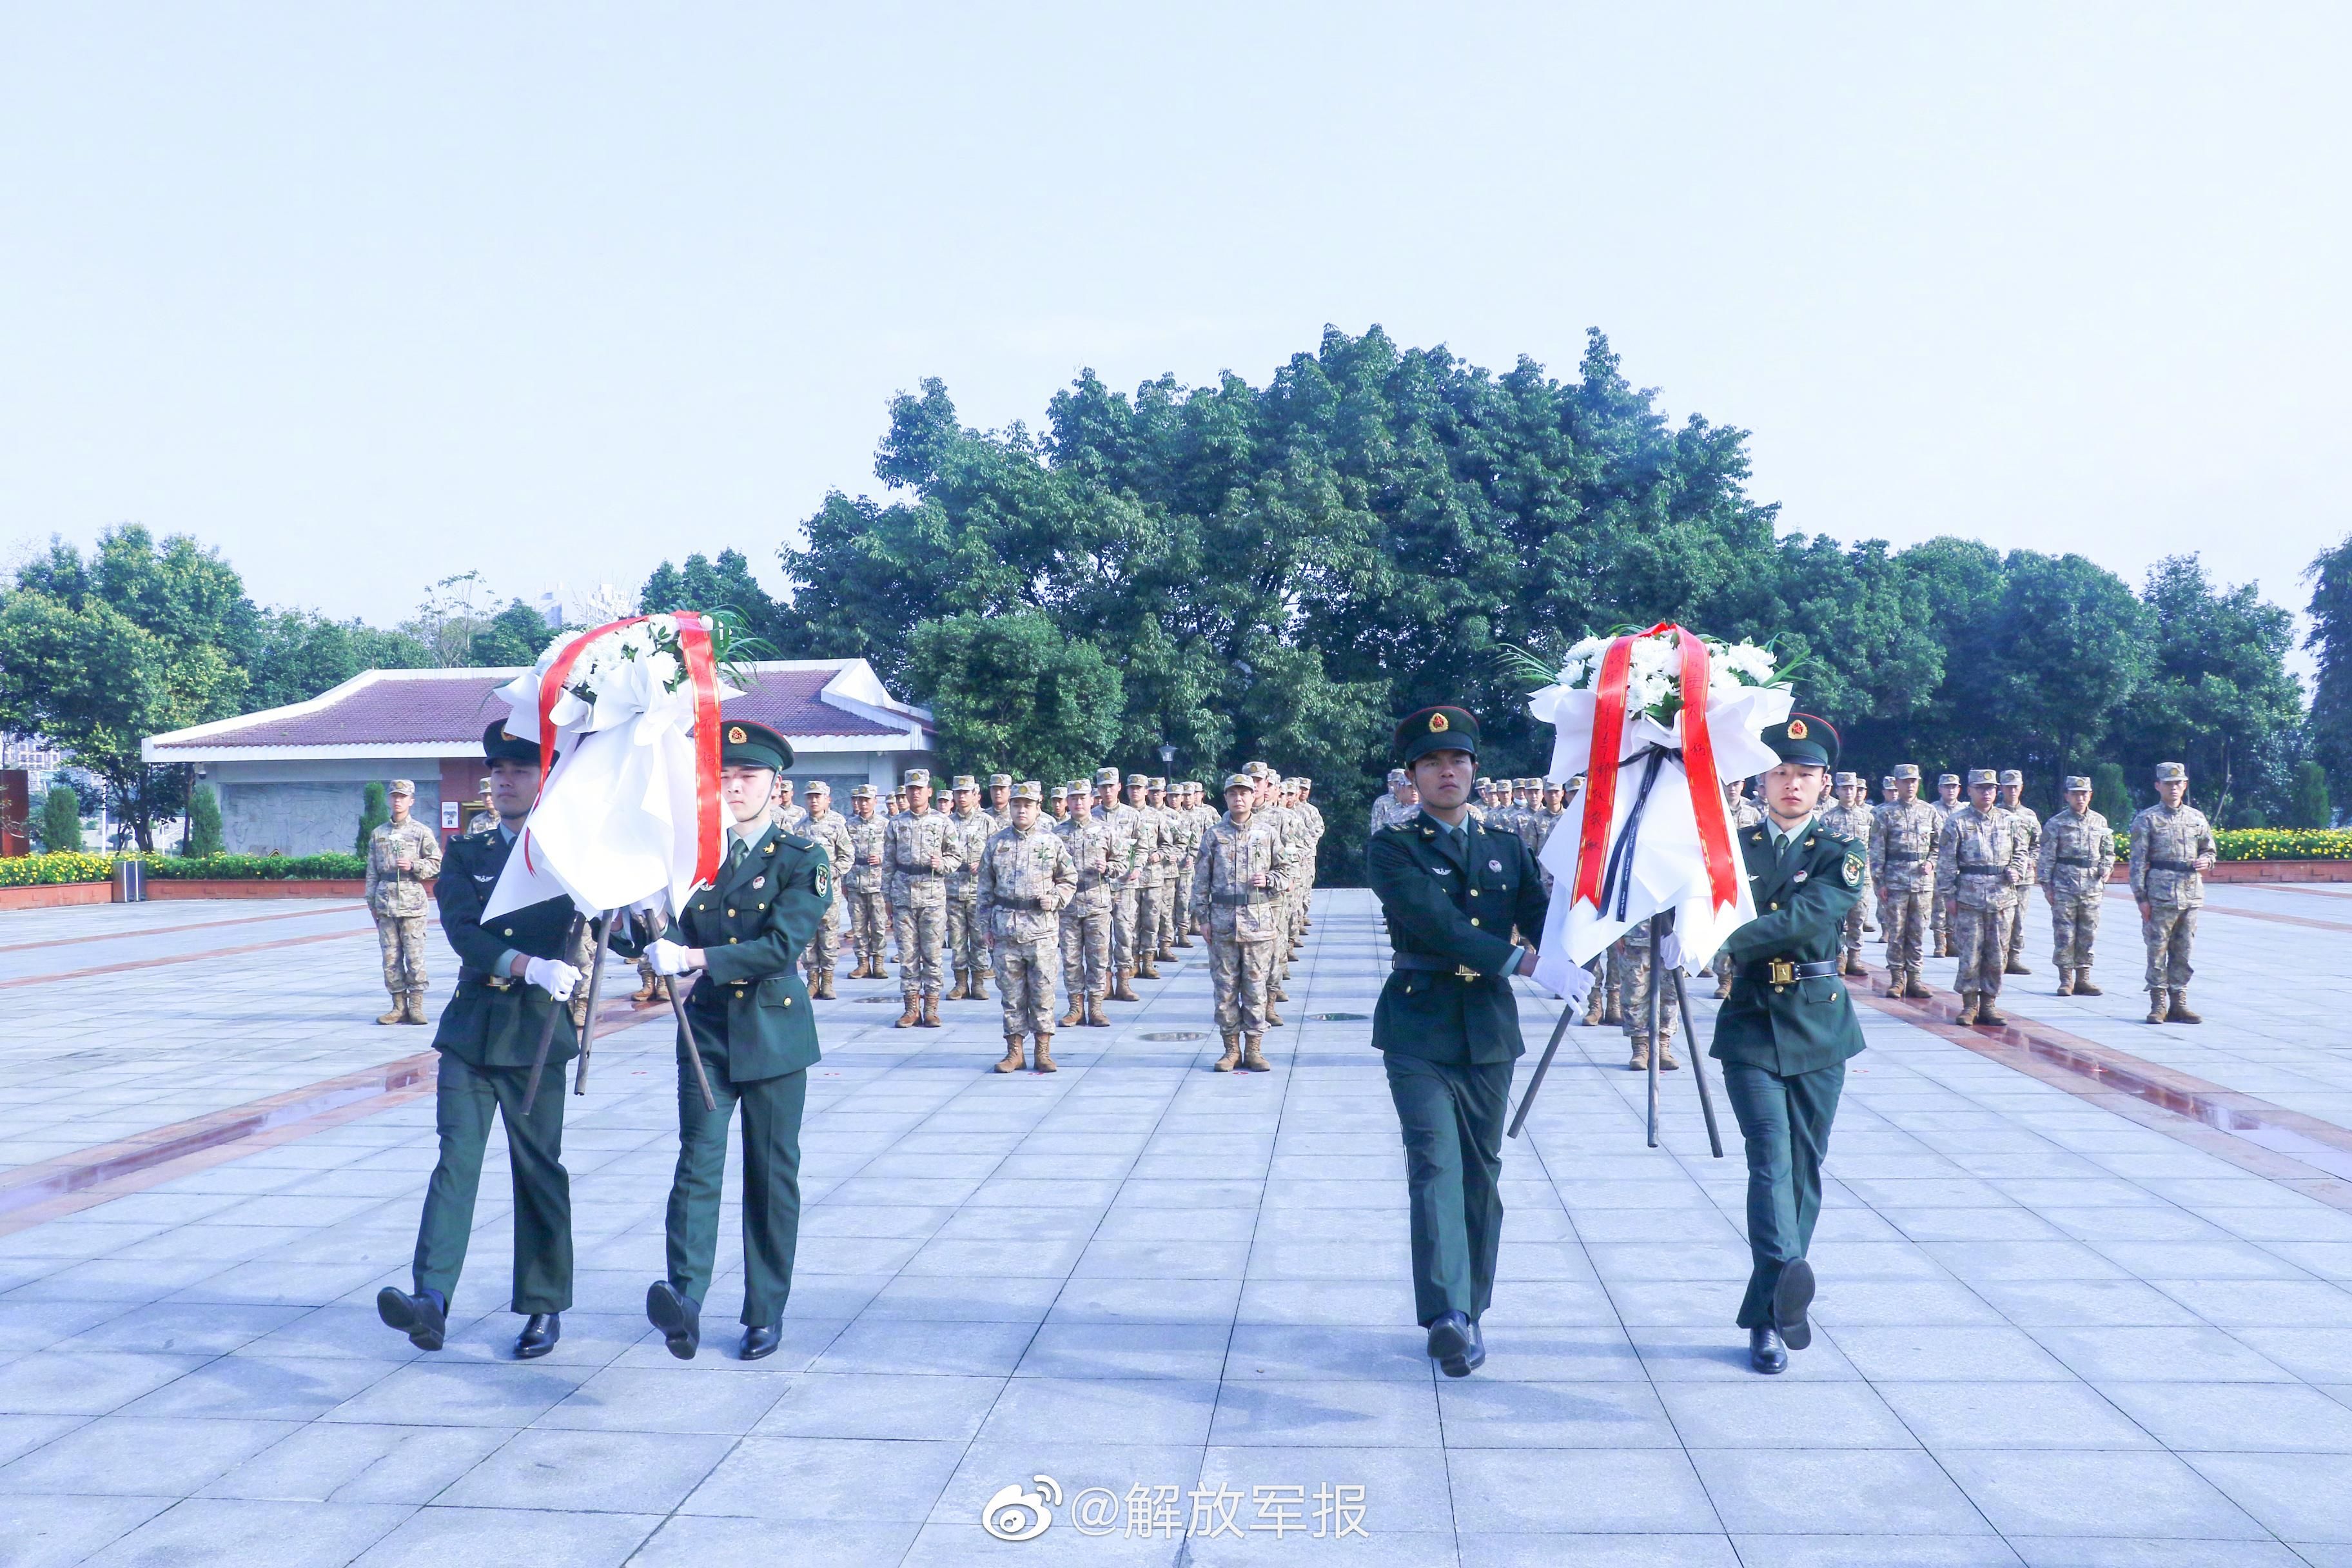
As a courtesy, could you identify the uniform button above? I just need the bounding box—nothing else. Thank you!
[1469,890,1478,897]
[730,937,740,943]
[1769,902,1778,910]
[727,908,736,916]
[783,997,792,1008]
[1775,985,1786,994]
[1469,917,1480,926]
[502,928,513,937]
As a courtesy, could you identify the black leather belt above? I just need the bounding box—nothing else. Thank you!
[458,972,518,992]
[1393,953,1488,979]
[2148,858,2195,873]
[994,896,1048,911]
[2055,854,2096,867]
[1747,958,1839,985]
[1214,890,1271,906]
[897,868,943,879]
[1957,862,2004,875]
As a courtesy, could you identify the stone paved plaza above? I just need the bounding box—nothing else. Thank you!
[4,884,2352,1567]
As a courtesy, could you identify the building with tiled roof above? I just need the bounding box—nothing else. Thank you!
[143,660,934,855]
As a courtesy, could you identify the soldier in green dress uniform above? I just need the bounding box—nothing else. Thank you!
[627,719,834,1361]
[1367,705,1548,1378]
[377,721,585,1360]
[1711,714,1869,1374]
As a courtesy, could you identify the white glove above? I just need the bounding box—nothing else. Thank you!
[523,956,583,1003]
[646,938,696,976]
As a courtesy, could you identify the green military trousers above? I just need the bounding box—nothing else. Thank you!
[1723,1060,1845,1329]
[667,1019,807,1327]
[412,1054,573,1313]
[1383,1053,1513,1327]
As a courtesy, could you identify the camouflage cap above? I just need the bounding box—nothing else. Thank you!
[2064,776,2093,792]
[1997,769,2023,787]
[1066,780,1092,796]
[1095,767,1121,787]
[1881,775,1896,787]
[805,779,830,795]
[1939,774,1961,787]
[1048,784,1066,800]
[1834,772,1858,789]
[989,773,1012,789]
[1387,768,1408,783]
[1223,772,1256,793]
[1124,772,1147,789]
[902,768,930,787]
[1011,781,1043,803]
[850,783,876,799]
[387,778,416,796]
[950,774,978,790]
[1968,768,1997,787]
[1148,776,1167,790]
[1893,763,1921,781]
[2154,761,2188,781]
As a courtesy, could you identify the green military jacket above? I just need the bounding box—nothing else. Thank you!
[1710,817,1870,1077]
[433,827,582,1071]
[631,823,834,1083]
[1367,810,1549,1066]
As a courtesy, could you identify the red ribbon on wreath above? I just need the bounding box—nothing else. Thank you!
[524,612,725,888]
[1569,623,1740,916]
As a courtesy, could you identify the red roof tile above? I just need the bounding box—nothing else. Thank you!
[152,665,917,752]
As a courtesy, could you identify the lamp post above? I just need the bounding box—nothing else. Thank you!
[1159,743,1176,771]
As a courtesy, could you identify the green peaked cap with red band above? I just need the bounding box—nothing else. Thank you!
[1394,705,1479,766]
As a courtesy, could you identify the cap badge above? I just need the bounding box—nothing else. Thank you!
[1428,711,1449,732]
[727,725,747,744]
[1786,719,1807,740]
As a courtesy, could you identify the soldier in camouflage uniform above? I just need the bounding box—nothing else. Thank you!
[1938,769,2032,1026]
[1995,769,2041,975]
[886,769,952,1028]
[1930,772,1963,956]
[1368,769,1413,836]
[770,778,808,834]
[1620,919,1681,1072]
[1819,773,1874,975]
[1171,782,1201,943]
[2130,760,2218,1024]
[1193,773,1289,1071]
[943,776,994,1003]
[798,782,854,999]
[2038,774,2114,997]
[841,785,890,979]
[1055,780,1116,1028]
[1152,778,1186,961]
[1870,764,1941,1000]
[986,774,1014,828]
[1711,779,1768,999]
[1295,779,1325,934]
[1095,768,1144,1001]
[366,779,444,1024]
[1127,774,1169,978]
[1048,783,1068,824]
[980,782,1077,1073]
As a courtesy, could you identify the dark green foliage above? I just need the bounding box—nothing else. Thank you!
[185,783,224,856]
[2091,763,2133,826]
[2289,760,2333,829]
[356,781,388,856]
[2308,533,2352,812]
[146,852,368,879]
[37,785,83,853]
[906,611,1126,786]
[466,600,556,667]
[248,608,431,710]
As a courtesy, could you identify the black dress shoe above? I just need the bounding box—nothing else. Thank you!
[646,1281,700,1360]
[1425,1311,1485,1377]
[377,1287,446,1351]
[740,1322,782,1361]
[1773,1258,1815,1352]
[1749,1325,1788,1374]
[514,1313,561,1360]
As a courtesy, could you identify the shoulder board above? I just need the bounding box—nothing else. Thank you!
[782,833,816,851]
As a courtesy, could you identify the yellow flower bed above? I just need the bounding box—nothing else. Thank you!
[2110,828,2352,861]
[0,851,121,887]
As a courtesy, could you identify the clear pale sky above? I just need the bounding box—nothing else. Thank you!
[4,5,2346,644]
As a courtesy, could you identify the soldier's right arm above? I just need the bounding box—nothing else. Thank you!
[1367,830,1519,976]
[1189,831,1213,922]
[975,833,998,912]
[2035,819,2057,885]
[1935,814,1959,881]
[415,827,443,881]
[2092,813,2116,879]
[2128,811,2150,899]
[364,831,382,903]
[433,839,513,972]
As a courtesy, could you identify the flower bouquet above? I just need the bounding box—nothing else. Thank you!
[1519,623,1796,1001]
[481,612,751,922]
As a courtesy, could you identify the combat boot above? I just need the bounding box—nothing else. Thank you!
[896,996,921,1028]
[1264,1001,1286,1027]
[2166,990,2202,1024]
[919,993,943,1028]
[946,970,969,1001]
[1032,1035,1057,1073]
[1658,1036,1681,1071]
[1628,1037,1651,1071]
[1157,941,1175,963]
[1175,933,1194,949]
[1977,1001,2007,1026]
[1111,966,1141,1003]
[1240,1037,1271,1072]
[2055,970,2075,996]
[1903,972,1933,1001]
[1135,955,1160,980]
[2004,955,2031,976]
[1881,972,1906,999]
[2146,990,2169,1023]
[402,990,429,1025]
[377,997,406,1026]
[631,972,660,1002]
[994,1035,1025,1073]
[1215,1034,1241,1071]
[1954,994,1979,1026]
[968,970,988,1001]
[1085,994,1110,1028]
[1582,992,1605,1025]
[1713,973,1732,1000]
[817,966,837,1001]
[2073,970,2102,996]
[1060,997,1083,1028]
[1269,981,1289,1003]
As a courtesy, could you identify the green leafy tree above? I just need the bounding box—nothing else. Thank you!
[905,612,1126,786]
[2090,762,2133,826]
[2117,555,2304,825]
[0,527,251,850]
[2288,759,2333,828]
[249,608,431,709]
[467,600,554,667]
[639,549,802,651]
[2306,533,2352,809]
[186,782,224,856]
[355,781,389,856]
[37,785,83,852]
